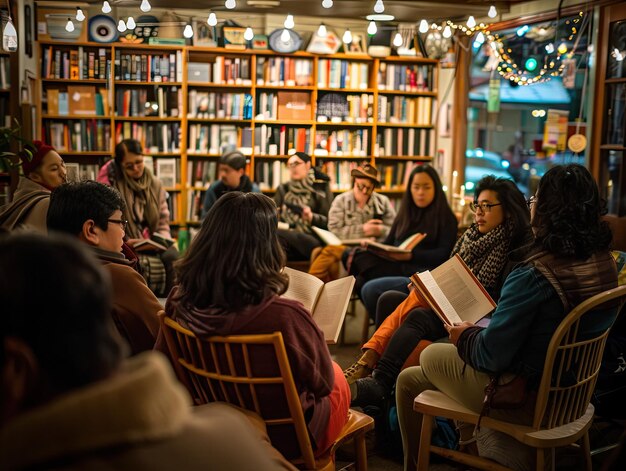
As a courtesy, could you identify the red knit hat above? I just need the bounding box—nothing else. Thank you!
[20,140,56,176]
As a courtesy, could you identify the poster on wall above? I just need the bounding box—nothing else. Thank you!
[543,109,569,151]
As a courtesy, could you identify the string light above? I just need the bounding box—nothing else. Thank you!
[545,43,555,54]
[374,0,385,14]
[342,29,353,44]
[225,0,236,9]
[488,5,497,18]
[393,32,403,47]
[117,20,127,33]
[557,42,568,54]
[317,23,327,37]
[126,16,136,29]
[322,0,333,8]
[419,19,429,34]
[207,13,218,26]
[284,14,295,29]
[244,26,254,41]
[140,0,152,13]
[65,18,75,33]
[75,7,85,22]
[183,24,194,38]
[102,1,112,14]
[367,21,377,36]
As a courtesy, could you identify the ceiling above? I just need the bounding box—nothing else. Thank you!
[96,1,530,23]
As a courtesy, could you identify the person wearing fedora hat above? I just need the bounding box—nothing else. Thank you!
[309,163,396,282]
[0,141,67,233]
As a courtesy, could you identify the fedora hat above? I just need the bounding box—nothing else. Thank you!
[351,163,380,184]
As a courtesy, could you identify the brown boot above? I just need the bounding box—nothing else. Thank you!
[343,349,380,385]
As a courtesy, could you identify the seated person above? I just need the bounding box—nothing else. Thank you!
[346,176,532,409]
[0,141,66,233]
[309,163,396,282]
[47,181,162,354]
[0,232,295,470]
[201,150,260,217]
[156,192,350,459]
[397,165,619,471]
[274,152,334,261]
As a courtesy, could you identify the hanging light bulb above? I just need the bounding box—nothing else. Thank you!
[183,24,194,38]
[317,23,327,38]
[280,28,291,43]
[322,0,333,8]
[284,14,294,29]
[475,32,485,44]
[126,16,136,30]
[419,19,429,34]
[207,12,218,26]
[393,32,403,47]
[488,5,497,18]
[367,21,377,36]
[225,0,236,10]
[2,16,17,52]
[117,20,127,33]
[467,16,476,28]
[102,1,112,14]
[343,29,352,44]
[443,25,452,38]
[65,18,75,33]
[75,7,85,22]
[374,0,385,14]
[140,0,152,13]
[244,26,254,41]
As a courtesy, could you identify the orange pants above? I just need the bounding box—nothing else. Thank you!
[315,362,351,456]
[362,289,432,369]
[308,245,346,283]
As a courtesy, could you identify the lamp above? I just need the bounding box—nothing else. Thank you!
[140,0,151,13]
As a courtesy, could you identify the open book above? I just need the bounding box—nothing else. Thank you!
[131,238,168,253]
[410,254,496,326]
[281,267,356,344]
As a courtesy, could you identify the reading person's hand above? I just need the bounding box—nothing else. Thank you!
[363,219,383,237]
[445,321,474,346]
[301,206,313,224]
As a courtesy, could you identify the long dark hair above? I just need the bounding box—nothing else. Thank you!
[174,192,288,311]
[532,164,612,258]
[386,164,454,243]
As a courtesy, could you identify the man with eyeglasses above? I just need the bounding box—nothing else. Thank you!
[47,181,162,355]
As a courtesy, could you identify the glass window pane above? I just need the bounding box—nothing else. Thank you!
[604,83,625,146]
[606,20,626,80]
[604,150,624,215]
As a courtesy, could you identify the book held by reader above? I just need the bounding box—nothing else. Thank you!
[281,267,356,344]
[410,254,496,326]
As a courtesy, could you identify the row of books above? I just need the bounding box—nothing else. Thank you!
[152,158,179,188]
[114,51,183,83]
[378,96,433,126]
[0,56,10,89]
[166,191,180,222]
[187,159,217,189]
[319,160,361,191]
[317,60,369,90]
[314,129,369,157]
[115,122,181,153]
[187,57,252,84]
[263,125,310,156]
[116,87,182,118]
[377,162,422,190]
[317,93,374,123]
[44,120,111,152]
[65,163,101,182]
[187,124,239,155]
[256,92,313,121]
[46,86,108,116]
[375,127,433,157]
[42,46,109,80]
[255,160,290,191]
[377,63,434,92]
[187,91,253,119]
[256,56,314,86]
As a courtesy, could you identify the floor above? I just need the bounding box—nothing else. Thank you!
[328,301,626,471]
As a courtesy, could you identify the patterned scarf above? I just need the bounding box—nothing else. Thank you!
[113,165,161,239]
[452,220,513,291]
[283,169,318,234]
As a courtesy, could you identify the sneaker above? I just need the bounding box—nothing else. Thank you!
[343,359,373,385]
[351,376,388,409]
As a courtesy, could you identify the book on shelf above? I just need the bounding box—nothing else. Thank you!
[281,267,356,344]
[377,63,433,92]
[67,85,97,115]
[155,158,177,188]
[256,57,314,86]
[317,59,369,89]
[277,92,312,121]
[410,254,496,326]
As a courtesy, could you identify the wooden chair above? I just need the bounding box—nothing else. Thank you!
[413,284,626,471]
[158,312,374,471]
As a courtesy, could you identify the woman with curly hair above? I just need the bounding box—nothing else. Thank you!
[396,165,619,471]
[157,192,349,460]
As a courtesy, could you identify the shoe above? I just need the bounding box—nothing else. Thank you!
[343,349,380,385]
[350,376,388,409]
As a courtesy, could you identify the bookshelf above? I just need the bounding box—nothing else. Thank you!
[38,42,438,226]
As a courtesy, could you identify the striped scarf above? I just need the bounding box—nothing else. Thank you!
[283,169,318,234]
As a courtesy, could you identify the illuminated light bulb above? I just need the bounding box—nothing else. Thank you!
[75,7,85,22]
[475,32,485,44]
[343,29,352,44]
[488,5,497,18]
[442,25,452,38]
[126,16,136,30]
[393,32,403,47]
[374,0,385,14]
[183,24,194,38]
[65,18,75,33]
[244,26,254,41]
[102,1,112,14]
[367,21,377,36]
[284,14,294,29]
[545,43,555,53]
[140,0,152,13]
[117,20,127,33]
[322,0,333,8]
[2,17,17,52]
[225,0,236,9]
[467,16,476,28]
[419,19,429,34]
[280,28,291,43]
[318,23,327,37]
[557,42,567,54]
[207,13,217,26]
[516,25,529,37]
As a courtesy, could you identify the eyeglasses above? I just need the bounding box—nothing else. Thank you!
[287,160,304,169]
[107,219,128,231]
[469,201,502,213]
[355,182,375,193]
[526,195,537,208]
[123,160,144,170]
